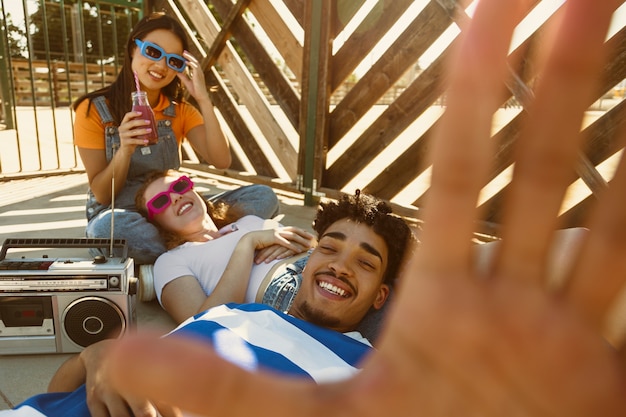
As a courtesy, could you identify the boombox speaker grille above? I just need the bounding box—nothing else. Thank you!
[63,297,126,348]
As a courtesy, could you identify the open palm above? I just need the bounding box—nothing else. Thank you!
[107,1,626,416]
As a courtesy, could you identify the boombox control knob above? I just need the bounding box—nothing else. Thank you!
[93,255,106,264]
[128,277,138,296]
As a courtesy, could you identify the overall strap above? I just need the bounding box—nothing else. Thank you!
[163,96,177,117]
[92,96,114,124]
[91,96,119,162]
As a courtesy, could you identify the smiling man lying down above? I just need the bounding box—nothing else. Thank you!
[3,192,415,417]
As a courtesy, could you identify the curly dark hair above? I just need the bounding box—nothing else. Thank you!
[135,170,242,249]
[72,12,188,124]
[312,191,414,287]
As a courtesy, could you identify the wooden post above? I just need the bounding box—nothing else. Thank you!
[299,0,332,206]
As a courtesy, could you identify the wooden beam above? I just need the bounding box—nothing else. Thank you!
[331,0,413,90]
[211,0,301,128]
[176,0,298,178]
[249,0,303,81]
[299,0,332,205]
[330,0,462,143]
[325,53,448,190]
[202,0,252,69]
[206,70,277,177]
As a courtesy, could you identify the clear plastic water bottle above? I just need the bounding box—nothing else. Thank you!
[131,91,158,144]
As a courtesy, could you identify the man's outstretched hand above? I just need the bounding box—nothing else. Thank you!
[106,1,626,416]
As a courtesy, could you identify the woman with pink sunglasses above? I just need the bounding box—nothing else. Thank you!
[135,170,316,324]
[72,12,279,266]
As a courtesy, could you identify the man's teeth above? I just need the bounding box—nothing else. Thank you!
[177,203,192,215]
[318,281,348,297]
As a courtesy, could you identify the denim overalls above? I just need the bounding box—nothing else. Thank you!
[86,95,180,220]
[84,95,179,264]
[83,95,280,264]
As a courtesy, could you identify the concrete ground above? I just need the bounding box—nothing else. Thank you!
[0,170,316,410]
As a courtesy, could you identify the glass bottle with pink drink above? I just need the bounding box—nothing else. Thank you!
[131,91,158,145]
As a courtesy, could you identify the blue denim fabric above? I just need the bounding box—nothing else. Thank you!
[86,208,166,264]
[261,253,309,312]
[84,97,280,264]
[85,96,180,220]
[204,184,280,220]
[85,96,179,264]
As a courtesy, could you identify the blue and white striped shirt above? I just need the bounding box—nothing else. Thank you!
[3,303,372,417]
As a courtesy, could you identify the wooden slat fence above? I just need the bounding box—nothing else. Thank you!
[159,0,626,237]
[10,59,117,106]
[3,0,624,238]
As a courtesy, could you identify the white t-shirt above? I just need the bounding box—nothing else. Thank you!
[153,215,283,305]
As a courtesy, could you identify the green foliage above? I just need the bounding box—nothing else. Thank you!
[3,13,27,58]
[6,0,140,64]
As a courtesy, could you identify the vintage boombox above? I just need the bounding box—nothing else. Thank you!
[0,238,137,355]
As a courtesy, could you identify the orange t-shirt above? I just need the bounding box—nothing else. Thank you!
[73,94,204,149]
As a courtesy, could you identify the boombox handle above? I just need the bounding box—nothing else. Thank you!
[0,238,128,261]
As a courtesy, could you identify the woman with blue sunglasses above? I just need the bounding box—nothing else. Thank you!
[71,12,279,266]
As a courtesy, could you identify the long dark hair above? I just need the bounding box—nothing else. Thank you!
[72,12,189,124]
